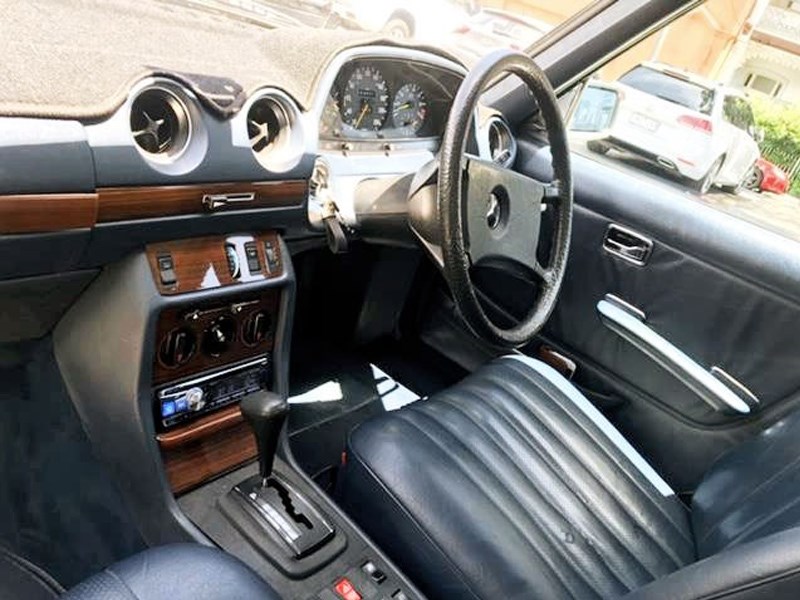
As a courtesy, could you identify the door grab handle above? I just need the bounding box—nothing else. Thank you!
[603,224,653,266]
[202,192,256,211]
[711,366,760,410]
[597,295,754,415]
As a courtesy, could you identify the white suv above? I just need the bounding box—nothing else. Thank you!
[580,63,761,194]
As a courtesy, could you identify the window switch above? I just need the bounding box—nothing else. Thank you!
[264,240,280,274]
[157,253,177,285]
[244,241,261,274]
[361,561,386,584]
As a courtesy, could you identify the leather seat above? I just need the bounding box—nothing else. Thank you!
[0,543,281,600]
[60,544,280,600]
[341,355,800,599]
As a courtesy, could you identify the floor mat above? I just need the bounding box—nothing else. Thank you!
[288,353,422,491]
[0,338,145,588]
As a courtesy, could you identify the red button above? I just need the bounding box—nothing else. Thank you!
[334,578,362,600]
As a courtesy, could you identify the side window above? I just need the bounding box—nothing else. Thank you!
[722,96,739,127]
[740,100,757,134]
[566,0,799,241]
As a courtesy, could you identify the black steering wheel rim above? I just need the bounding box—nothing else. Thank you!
[438,49,573,347]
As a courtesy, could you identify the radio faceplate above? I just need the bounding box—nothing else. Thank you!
[155,356,271,430]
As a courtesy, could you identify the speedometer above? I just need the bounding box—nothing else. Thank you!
[392,83,428,136]
[341,66,389,131]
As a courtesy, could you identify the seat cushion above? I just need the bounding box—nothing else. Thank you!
[61,544,280,600]
[341,356,695,600]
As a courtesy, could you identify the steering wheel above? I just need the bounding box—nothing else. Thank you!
[431,49,572,347]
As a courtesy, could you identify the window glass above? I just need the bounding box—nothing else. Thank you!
[748,74,781,96]
[568,0,800,241]
[619,66,715,115]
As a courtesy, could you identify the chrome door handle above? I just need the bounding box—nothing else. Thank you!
[603,224,653,266]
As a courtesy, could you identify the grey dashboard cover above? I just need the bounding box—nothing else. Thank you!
[0,0,469,120]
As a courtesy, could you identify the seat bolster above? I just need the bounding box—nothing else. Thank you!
[344,420,483,600]
[623,527,800,600]
[693,409,800,557]
[0,545,63,600]
[61,544,280,600]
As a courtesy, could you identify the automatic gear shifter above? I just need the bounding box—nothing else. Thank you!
[239,390,288,485]
[231,389,334,558]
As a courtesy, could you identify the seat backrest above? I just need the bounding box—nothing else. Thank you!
[692,409,800,558]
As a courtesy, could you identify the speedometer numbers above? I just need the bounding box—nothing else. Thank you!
[392,83,428,136]
[342,66,389,131]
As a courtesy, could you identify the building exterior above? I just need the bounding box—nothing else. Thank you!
[482,0,761,80]
[726,0,800,105]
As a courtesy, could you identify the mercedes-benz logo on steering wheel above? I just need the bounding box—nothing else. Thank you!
[486,193,502,230]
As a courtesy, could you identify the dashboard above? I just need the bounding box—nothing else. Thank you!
[0,43,519,282]
[319,58,463,145]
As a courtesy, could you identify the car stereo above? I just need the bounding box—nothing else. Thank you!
[155,355,271,430]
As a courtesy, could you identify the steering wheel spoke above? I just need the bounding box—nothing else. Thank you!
[463,156,545,269]
[531,259,554,285]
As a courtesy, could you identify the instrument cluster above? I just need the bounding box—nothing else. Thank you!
[319,58,463,143]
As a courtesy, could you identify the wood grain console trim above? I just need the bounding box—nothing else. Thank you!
[0,193,98,234]
[157,404,245,449]
[157,405,256,494]
[147,232,283,296]
[97,180,307,222]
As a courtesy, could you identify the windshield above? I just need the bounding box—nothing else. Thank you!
[162,0,587,55]
[618,65,716,115]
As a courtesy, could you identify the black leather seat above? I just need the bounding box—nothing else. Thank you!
[0,543,281,600]
[341,355,800,599]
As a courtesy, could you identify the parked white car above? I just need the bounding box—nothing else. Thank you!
[579,63,762,194]
[330,0,475,39]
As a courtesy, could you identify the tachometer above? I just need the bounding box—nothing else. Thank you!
[392,83,428,136]
[341,66,389,131]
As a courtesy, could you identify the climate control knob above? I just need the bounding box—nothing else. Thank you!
[158,327,196,368]
[242,310,272,346]
[202,316,236,357]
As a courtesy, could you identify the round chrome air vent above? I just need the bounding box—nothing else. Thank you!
[130,87,191,161]
[247,96,290,156]
[487,116,517,168]
[241,90,304,172]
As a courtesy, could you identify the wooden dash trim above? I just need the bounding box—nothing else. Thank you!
[96,180,307,223]
[0,193,98,234]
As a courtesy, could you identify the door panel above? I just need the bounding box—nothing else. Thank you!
[517,140,800,491]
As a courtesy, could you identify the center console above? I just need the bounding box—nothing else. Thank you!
[54,230,423,600]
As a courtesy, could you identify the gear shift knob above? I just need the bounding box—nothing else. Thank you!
[239,391,289,483]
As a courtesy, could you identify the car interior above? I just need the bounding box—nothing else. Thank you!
[2,1,800,599]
